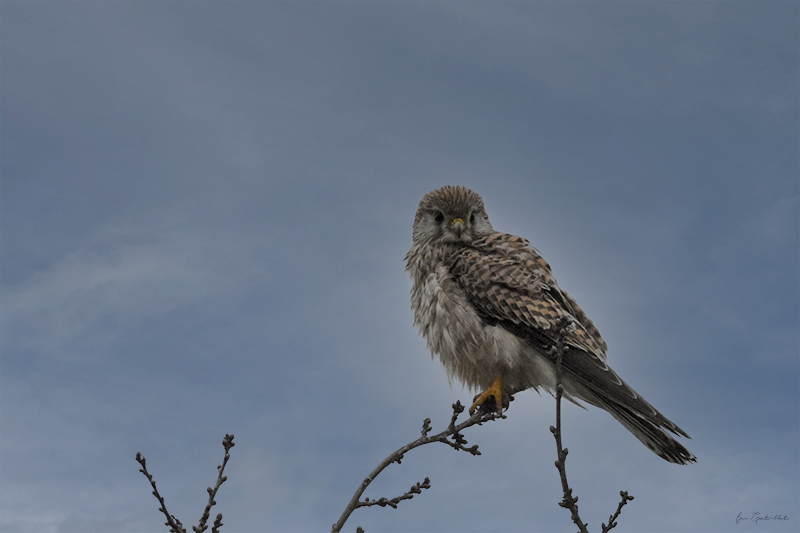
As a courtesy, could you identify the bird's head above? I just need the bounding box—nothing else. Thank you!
[412,185,494,245]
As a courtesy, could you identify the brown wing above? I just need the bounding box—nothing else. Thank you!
[450,232,694,454]
[451,232,607,360]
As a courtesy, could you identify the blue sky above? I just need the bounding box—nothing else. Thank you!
[1,1,797,532]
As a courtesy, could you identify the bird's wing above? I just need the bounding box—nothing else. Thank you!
[451,232,607,360]
[450,232,692,443]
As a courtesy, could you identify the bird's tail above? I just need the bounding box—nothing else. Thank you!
[596,397,696,465]
[558,353,697,465]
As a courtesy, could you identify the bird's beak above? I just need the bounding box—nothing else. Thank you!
[450,217,465,236]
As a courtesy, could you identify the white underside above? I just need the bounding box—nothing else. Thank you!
[410,260,597,406]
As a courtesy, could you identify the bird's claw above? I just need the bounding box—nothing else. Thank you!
[469,376,507,415]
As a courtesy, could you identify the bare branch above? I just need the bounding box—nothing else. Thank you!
[549,316,590,533]
[211,513,224,533]
[137,434,235,533]
[194,433,235,533]
[602,491,635,533]
[549,318,636,533]
[357,478,431,510]
[135,452,187,533]
[331,400,505,533]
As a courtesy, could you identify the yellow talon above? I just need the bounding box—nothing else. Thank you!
[470,375,504,415]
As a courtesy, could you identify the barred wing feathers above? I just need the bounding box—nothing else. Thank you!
[450,233,695,464]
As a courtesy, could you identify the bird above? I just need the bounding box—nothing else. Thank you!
[405,185,695,464]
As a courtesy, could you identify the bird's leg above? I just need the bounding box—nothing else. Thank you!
[470,375,505,415]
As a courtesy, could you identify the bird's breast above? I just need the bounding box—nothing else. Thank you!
[410,266,533,390]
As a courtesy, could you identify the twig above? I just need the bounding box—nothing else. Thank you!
[601,491,635,533]
[549,317,589,533]
[211,513,224,533]
[136,434,235,533]
[194,433,235,533]
[549,318,636,532]
[357,478,432,510]
[136,452,187,533]
[331,400,506,533]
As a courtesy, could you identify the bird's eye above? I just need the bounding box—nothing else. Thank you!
[434,212,444,224]
[469,212,476,224]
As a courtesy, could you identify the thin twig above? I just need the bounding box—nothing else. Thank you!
[211,513,224,533]
[357,478,432,510]
[331,400,505,533]
[601,491,635,533]
[194,433,235,533]
[549,317,590,533]
[136,452,187,533]
[137,434,235,533]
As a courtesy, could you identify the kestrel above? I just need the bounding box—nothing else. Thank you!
[405,185,695,464]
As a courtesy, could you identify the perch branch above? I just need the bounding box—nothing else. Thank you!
[331,400,505,533]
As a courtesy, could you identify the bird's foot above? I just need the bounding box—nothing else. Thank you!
[469,376,507,415]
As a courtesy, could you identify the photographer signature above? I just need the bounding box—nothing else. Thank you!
[736,512,789,524]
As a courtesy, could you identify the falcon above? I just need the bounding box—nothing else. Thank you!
[405,185,695,464]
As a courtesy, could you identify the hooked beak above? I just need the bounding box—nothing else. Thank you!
[450,217,465,236]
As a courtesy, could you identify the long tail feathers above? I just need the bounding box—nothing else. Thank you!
[599,399,696,465]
